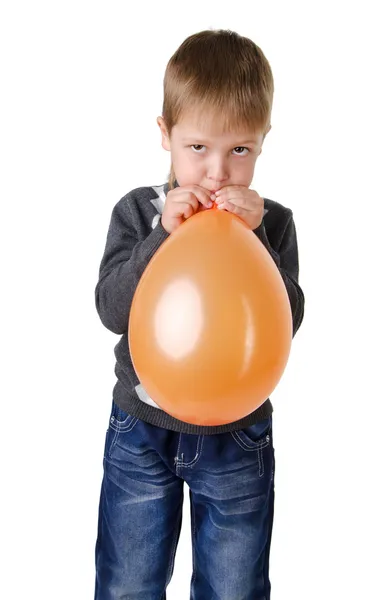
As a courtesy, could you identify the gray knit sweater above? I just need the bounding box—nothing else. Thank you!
[95,181,305,434]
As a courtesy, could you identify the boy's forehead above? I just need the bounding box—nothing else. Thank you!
[176,117,262,143]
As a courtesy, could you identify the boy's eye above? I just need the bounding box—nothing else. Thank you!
[233,146,249,156]
[190,145,250,155]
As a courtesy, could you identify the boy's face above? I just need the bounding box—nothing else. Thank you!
[157,112,270,192]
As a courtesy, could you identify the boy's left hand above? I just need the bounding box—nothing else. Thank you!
[212,185,264,230]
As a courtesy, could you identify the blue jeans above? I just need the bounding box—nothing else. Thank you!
[94,400,275,600]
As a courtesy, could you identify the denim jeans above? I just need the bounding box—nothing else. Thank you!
[94,399,275,600]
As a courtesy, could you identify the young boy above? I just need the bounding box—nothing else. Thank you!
[94,29,305,600]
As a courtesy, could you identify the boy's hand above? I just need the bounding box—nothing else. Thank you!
[162,185,213,234]
[214,185,264,230]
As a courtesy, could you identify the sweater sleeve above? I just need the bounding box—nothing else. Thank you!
[253,211,305,337]
[95,196,170,334]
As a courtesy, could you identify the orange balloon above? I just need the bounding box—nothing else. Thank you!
[129,207,292,426]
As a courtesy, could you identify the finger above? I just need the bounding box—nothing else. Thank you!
[216,192,258,211]
[193,188,213,208]
[182,203,195,219]
[175,192,199,212]
[175,189,212,209]
[215,188,245,202]
[217,201,248,216]
[215,185,244,196]
[216,195,250,210]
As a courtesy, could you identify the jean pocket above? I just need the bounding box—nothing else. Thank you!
[109,400,139,433]
[230,417,272,452]
[104,401,140,461]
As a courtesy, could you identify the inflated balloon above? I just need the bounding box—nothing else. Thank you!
[129,206,292,426]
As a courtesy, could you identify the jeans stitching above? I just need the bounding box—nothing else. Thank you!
[178,436,204,468]
[110,416,139,432]
[108,416,139,457]
[175,434,182,475]
[231,431,270,452]
[257,445,264,477]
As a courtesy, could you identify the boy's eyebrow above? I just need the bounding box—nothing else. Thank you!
[182,137,258,145]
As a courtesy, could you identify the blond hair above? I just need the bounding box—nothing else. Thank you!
[161,29,274,191]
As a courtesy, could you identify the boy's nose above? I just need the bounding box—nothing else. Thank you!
[208,162,228,188]
[209,178,227,190]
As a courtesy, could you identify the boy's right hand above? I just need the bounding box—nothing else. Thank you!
[161,185,214,234]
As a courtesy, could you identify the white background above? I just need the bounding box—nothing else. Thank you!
[1,1,385,598]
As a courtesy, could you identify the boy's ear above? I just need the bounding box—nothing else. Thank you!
[156,116,171,151]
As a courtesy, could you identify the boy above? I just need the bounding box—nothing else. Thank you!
[94,29,305,599]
